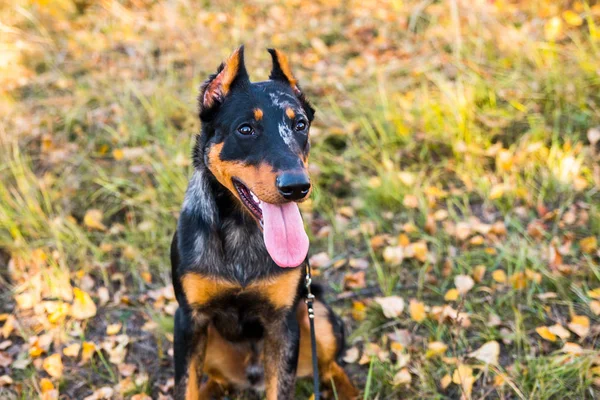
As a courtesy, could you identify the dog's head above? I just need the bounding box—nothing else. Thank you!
[198,46,315,268]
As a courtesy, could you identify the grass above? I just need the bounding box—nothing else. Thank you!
[1,0,600,399]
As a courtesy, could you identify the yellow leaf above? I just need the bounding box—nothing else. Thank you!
[496,149,513,172]
[426,341,448,358]
[580,237,598,254]
[40,378,54,392]
[494,373,507,387]
[440,374,452,389]
[106,323,122,335]
[590,300,600,316]
[70,288,97,320]
[63,343,81,358]
[409,299,426,322]
[452,364,474,398]
[43,354,63,378]
[410,241,428,262]
[492,270,507,283]
[568,315,590,338]
[588,288,600,299]
[83,209,106,231]
[383,246,404,265]
[473,265,486,283]
[454,275,474,294]
[536,326,557,342]
[544,16,563,41]
[112,149,124,160]
[444,289,459,301]
[489,184,505,200]
[510,272,527,290]
[351,301,366,321]
[468,341,499,365]
[80,341,96,364]
[562,10,583,26]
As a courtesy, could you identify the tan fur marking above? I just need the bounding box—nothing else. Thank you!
[203,47,242,108]
[185,358,200,400]
[254,108,264,120]
[285,107,295,119]
[221,48,241,95]
[181,273,237,306]
[204,325,250,387]
[273,49,298,90]
[250,268,302,309]
[207,142,285,205]
[296,300,338,377]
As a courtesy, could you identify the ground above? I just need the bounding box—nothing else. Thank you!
[1,0,600,399]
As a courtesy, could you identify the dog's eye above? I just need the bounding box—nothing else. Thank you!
[237,124,254,136]
[294,120,307,131]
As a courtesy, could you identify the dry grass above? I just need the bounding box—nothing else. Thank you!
[1,0,600,399]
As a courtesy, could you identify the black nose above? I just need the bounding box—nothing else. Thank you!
[246,365,264,385]
[276,171,311,201]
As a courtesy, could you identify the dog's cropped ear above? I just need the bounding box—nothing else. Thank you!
[268,48,315,120]
[200,46,250,115]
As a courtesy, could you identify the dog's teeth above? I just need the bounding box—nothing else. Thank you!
[251,193,259,203]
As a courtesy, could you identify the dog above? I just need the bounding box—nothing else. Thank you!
[171,46,358,399]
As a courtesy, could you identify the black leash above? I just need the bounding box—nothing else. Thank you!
[304,258,320,400]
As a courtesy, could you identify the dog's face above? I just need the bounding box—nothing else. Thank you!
[198,47,315,268]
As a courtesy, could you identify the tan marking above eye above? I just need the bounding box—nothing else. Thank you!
[254,108,263,120]
[285,107,295,119]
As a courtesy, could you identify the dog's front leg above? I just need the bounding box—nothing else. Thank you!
[174,307,210,400]
[263,309,300,400]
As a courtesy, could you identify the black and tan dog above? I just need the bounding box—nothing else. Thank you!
[171,46,358,399]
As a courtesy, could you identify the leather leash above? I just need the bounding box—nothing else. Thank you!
[304,257,320,400]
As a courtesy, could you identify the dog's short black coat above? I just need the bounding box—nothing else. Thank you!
[171,46,358,400]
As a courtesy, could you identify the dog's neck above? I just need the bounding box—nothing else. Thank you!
[177,154,279,283]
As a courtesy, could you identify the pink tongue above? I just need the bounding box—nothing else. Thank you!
[261,201,309,268]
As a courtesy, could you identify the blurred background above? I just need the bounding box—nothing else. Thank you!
[1,0,600,399]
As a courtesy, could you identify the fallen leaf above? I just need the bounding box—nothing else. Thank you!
[63,343,81,358]
[548,324,571,340]
[83,209,106,231]
[343,347,359,364]
[40,378,54,393]
[0,375,13,386]
[454,275,474,294]
[452,364,475,398]
[588,288,600,299]
[568,315,590,338]
[536,326,557,342]
[473,265,486,283]
[392,368,411,386]
[544,16,563,41]
[374,296,405,318]
[84,387,114,400]
[409,299,426,322]
[469,341,499,365]
[444,288,459,301]
[580,237,598,254]
[344,271,365,290]
[562,342,584,355]
[562,10,583,26]
[510,272,527,290]
[590,300,600,315]
[440,374,452,389]
[351,301,366,321]
[80,341,96,364]
[71,288,97,320]
[426,341,447,358]
[309,252,330,268]
[106,323,122,335]
[43,354,63,378]
[492,270,507,283]
[383,246,404,265]
[131,395,152,400]
[410,241,428,262]
[403,194,419,209]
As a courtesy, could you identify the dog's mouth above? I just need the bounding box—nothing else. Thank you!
[232,178,309,268]
[233,178,264,224]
